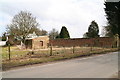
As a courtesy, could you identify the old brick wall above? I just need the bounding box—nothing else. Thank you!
[32,36,49,49]
[50,37,116,48]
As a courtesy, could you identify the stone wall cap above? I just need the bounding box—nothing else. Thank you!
[26,36,49,40]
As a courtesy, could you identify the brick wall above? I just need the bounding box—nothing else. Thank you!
[50,37,117,48]
[32,36,49,49]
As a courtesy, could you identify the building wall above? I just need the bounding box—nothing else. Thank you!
[25,37,119,49]
[32,36,49,49]
[50,37,117,48]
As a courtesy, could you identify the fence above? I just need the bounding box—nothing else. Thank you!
[2,37,119,61]
[2,45,111,61]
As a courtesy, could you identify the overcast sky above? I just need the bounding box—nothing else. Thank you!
[0,0,107,38]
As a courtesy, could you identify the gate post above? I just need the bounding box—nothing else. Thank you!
[115,34,119,48]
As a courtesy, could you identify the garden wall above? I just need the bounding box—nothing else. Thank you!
[50,37,117,48]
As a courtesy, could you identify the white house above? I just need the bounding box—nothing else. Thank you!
[0,41,6,46]
[0,37,8,46]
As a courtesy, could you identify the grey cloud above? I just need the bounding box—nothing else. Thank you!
[0,0,107,38]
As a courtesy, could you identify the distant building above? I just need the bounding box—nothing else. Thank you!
[0,41,6,46]
[25,32,49,49]
[0,36,8,46]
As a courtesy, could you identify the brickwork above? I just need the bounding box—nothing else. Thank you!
[25,36,119,49]
[25,36,49,49]
[32,36,49,49]
[50,37,117,48]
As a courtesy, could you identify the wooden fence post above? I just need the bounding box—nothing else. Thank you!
[63,46,65,53]
[73,46,75,53]
[116,34,119,48]
[8,44,11,60]
[50,44,52,56]
[90,46,92,51]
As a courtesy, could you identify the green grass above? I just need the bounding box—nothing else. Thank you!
[2,46,29,59]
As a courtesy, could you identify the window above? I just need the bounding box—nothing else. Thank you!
[40,41,43,46]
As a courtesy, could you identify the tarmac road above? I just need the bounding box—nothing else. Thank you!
[2,52,118,78]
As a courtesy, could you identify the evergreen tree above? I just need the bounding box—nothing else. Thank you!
[104,1,120,37]
[58,26,70,39]
[83,21,99,38]
[2,32,7,41]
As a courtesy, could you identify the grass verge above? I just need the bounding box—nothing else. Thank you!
[2,48,119,71]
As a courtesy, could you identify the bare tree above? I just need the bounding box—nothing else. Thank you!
[49,28,59,39]
[35,28,48,36]
[7,11,39,44]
